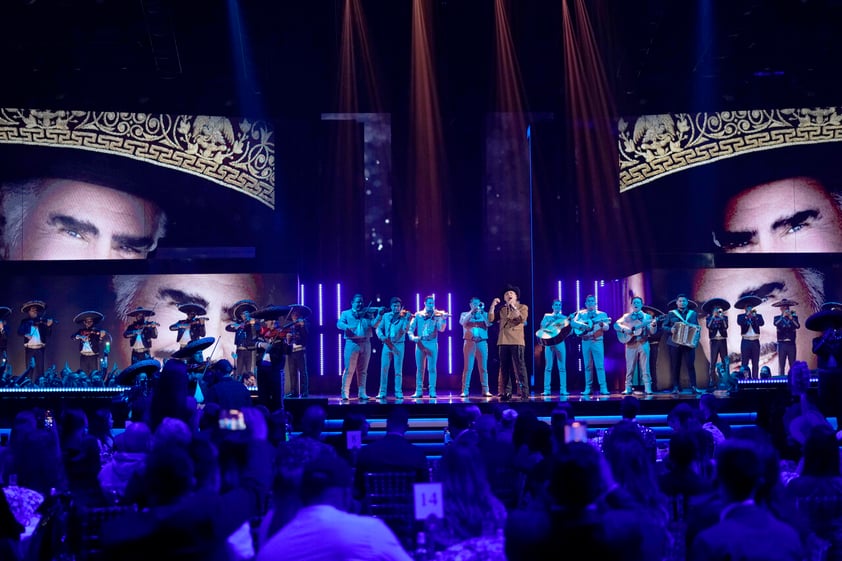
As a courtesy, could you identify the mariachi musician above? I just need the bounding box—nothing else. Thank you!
[571,294,610,396]
[72,310,106,374]
[538,298,570,396]
[285,305,310,398]
[409,295,448,399]
[123,307,159,363]
[663,294,700,394]
[337,294,384,401]
[255,305,294,411]
[614,296,657,395]
[702,297,730,388]
[170,303,208,364]
[18,299,53,383]
[459,297,492,398]
[225,299,259,380]
[735,295,764,379]
[772,298,800,377]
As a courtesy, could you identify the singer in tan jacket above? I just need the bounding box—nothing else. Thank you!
[489,285,530,401]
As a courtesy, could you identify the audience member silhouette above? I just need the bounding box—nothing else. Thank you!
[97,420,152,503]
[353,407,428,501]
[689,437,804,561]
[428,439,507,557]
[256,453,413,561]
[784,424,842,561]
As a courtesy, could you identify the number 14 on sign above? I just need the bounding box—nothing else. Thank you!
[413,483,444,520]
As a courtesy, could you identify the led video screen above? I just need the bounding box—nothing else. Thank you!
[618,106,842,254]
[614,107,842,381]
[0,273,296,378]
[0,108,275,261]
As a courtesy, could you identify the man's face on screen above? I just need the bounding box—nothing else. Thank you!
[693,267,818,372]
[120,274,260,364]
[12,180,163,260]
[713,177,842,253]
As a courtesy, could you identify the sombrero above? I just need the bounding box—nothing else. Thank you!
[772,299,799,308]
[127,307,155,318]
[667,299,698,311]
[73,311,104,325]
[20,300,45,314]
[116,358,161,386]
[0,306,11,320]
[171,336,215,359]
[805,309,842,332]
[734,295,763,310]
[821,302,842,312]
[701,297,731,316]
[288,304,312,319]
[641,305,665,318]
[231,299,258,321]
[178,303,207,316]
[252,305,292,320]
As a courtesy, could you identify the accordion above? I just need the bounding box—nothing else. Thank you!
[672,322,700,348]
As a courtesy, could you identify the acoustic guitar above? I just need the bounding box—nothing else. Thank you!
[535,314,573,346]
[616,315,656,344]
[572,313,611,337]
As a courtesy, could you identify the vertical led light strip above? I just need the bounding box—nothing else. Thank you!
[447,292,452,329]
[557,280,562,303]
[576,279,582,373]
[594,280,599,306]
[447,292,453,374]
[416,293,421,313]
[318,284,324,376]
[337,283,343,376]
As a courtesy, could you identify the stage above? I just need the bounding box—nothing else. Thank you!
[0,382,787,436]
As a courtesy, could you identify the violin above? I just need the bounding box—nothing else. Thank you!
[33,316,58,325]
[353,306,386,320]
[174,317,209,328]
[259,319,301,341]
[75,329,105,341]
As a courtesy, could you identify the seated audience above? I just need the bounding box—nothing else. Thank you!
[353,407,428,501]
[784,424,842,561]
[689,437,804,561]
[427,440,507,559]
[98,421,152,502]
[256,453,413,561]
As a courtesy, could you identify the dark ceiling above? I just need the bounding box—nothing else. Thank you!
[1,0,841,118]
